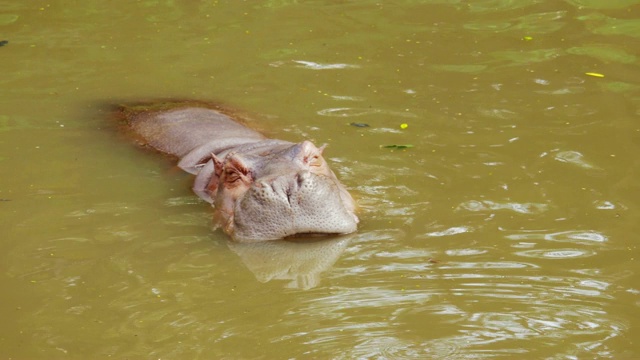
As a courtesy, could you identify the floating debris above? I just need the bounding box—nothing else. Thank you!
[349,122,370,128]
[382,144,414,149]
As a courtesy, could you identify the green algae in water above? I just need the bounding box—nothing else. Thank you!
[0,14,18,25]
[567,44,637,64]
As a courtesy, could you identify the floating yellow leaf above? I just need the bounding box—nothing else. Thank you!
[400,123,408,129]
[585,72,605,78]
[523,36,533,41]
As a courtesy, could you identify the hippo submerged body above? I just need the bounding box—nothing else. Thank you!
[115,101,358,242]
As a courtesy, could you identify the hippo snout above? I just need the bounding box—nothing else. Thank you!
[232,171,358,242]
[255,171,312,206]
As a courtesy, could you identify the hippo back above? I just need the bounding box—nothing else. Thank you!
[120,104,266,158]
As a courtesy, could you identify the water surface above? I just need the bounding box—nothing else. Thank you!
[1,0,639,358]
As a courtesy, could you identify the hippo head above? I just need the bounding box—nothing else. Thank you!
[207,140,358,242]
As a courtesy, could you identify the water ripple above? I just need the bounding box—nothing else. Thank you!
[506,230,608,244]
[316,107,417,118]
[457,199,549,214]
[425,226,472,237]
[515,248,595,259]
[269,60,360,70]
[554,150,602,170]
[294,60,358,69]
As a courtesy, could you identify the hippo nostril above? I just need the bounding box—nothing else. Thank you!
[296,171,310,187]
[285,188,292,206]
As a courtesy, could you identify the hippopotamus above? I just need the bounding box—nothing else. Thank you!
[114,101,358,242]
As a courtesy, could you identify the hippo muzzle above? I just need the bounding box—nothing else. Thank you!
[232,171,358,242]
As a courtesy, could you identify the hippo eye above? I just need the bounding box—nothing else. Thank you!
[306,155,322,167]
[224,156,250,184]
[225,171,241,183]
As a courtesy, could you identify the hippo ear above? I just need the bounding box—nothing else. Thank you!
[212,153,224,177]
[296,140,326,167]
[206,153,224,195]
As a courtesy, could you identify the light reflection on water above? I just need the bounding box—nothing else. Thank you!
[280,236,628,358]
[280,284,626,358]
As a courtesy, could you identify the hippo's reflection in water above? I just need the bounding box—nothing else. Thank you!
[227,234,353,289]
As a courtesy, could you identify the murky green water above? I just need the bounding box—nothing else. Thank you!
[2,1,640,358]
